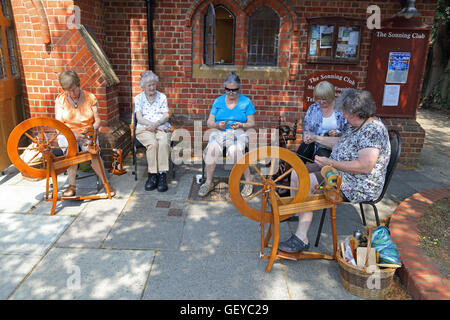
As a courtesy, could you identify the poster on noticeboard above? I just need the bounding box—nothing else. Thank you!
[386,52,410,84]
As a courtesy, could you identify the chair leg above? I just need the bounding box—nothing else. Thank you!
[370,203,381,226]
[314,209,328,247]
[359,203,367,226]
[201,158,206,184]
[134,147,138,181]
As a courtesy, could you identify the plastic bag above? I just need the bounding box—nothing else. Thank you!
[371,226,401,266]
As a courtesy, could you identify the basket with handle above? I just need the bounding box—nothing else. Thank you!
[336,228,396,299]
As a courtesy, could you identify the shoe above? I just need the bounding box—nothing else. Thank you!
[62,185,76,197]
[198,182,214,197]
[241,184,253,197]
[278,234,309,253]
[157,172,168,192]
[284,215,299,222]
[145,173,158,191]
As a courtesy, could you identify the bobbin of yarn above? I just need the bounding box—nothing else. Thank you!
[321,165,339,185]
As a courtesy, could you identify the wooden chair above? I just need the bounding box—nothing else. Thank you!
[314,130,402,247]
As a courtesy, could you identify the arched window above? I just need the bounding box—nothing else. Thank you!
[247,7,280,66]
[204,4,235,65]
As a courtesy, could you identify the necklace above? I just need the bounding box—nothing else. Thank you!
[353,117,369,132]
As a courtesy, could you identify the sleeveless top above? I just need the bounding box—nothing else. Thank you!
[55,90,97,134]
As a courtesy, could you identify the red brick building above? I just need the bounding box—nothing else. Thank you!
[6,0,438,167]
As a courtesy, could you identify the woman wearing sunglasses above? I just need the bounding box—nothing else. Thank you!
[198,72,256,198]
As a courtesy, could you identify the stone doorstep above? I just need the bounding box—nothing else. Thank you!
[390,188,450,300]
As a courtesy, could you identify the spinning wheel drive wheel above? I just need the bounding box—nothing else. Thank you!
[7,117,77,179]
[228,146,310,223]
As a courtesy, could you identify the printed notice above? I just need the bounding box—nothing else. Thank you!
[386,52,410,84]
[382,85,400,106]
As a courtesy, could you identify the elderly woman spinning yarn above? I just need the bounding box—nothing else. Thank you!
[134,70,172,192]
[55,70,115,198]
[278,89,391,253]
[198,73,256,197]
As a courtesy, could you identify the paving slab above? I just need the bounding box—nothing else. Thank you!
[0,213,73,255]
[142,250,289,300]
[0,254,42,299]
[102,216,185,250]
[9,247,155,300]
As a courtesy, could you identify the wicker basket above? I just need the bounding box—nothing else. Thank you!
[336,228,396,299]
[337,249,396,299]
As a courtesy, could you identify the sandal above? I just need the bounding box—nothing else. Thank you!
[278,234,310,253]
[198,182,214,197]
[63,185,76,197]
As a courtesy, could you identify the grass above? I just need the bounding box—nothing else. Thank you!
[417,198,450,280]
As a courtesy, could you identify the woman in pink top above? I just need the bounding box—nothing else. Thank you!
[55,70,115,197]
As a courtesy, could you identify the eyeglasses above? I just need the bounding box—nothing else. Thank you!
[224,87,239,93]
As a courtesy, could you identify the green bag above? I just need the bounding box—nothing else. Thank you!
[371,226,401,267]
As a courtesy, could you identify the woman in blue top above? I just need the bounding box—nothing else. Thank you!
[198,73,256,197]
[300,81,348,160]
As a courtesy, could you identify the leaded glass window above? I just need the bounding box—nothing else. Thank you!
[247,7,280,66]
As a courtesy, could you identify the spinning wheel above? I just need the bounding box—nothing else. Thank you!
[229,146,340,272]
[7,117,112,215]
[228,146,310,223]
[7,117,78,178]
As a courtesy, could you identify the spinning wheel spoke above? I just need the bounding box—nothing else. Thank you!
[250,164,265,181]
[239,180,263,187]
[245,188,265,203]
[24,132,39,144]
[273,167,293,184]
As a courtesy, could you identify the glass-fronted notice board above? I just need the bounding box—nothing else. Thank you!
[307,17,364,64]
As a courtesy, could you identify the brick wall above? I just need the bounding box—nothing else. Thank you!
[102,0,437,166]
[11,0,438,167]
[11,0,129,167]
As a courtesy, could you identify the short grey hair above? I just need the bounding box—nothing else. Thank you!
[139,70,159,87]
[223,72,241,89]
[336,89,376,119]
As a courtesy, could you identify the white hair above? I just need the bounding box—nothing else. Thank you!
[139,70,159,87]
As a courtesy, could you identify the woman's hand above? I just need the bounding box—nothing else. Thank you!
[304,132,316,144]
[327,129,337,137]
[146,122,159,132]
[74,133,86,142]
[314,155,332,167]
[217,121,227,130]
[229,122,243,130]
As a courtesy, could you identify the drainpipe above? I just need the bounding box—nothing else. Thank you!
[145,0,154,70]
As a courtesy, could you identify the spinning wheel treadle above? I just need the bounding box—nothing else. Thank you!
[228,146,339,273]
[7,117,112,215]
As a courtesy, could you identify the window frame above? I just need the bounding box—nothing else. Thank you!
[203,4,236,66]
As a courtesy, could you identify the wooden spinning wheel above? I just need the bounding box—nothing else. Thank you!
[228,146,310,223]
[229,146,339,272]
[7,117,78,178]
[7,117,112,215]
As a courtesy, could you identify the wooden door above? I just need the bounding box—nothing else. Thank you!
[0,0,23,171]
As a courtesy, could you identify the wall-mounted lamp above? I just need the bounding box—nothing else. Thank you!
[396,0,421,19]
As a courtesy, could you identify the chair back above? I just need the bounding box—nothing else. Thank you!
[374,130,401,203]
[131,105,145,149]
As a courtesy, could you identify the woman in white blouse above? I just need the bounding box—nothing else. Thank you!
[135,70,171,192]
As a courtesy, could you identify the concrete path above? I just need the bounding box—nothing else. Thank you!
[0,108,448,300]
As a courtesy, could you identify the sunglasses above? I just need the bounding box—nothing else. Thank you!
[224,87,239,93]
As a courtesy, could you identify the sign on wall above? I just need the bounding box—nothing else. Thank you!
[303,71,358,111]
